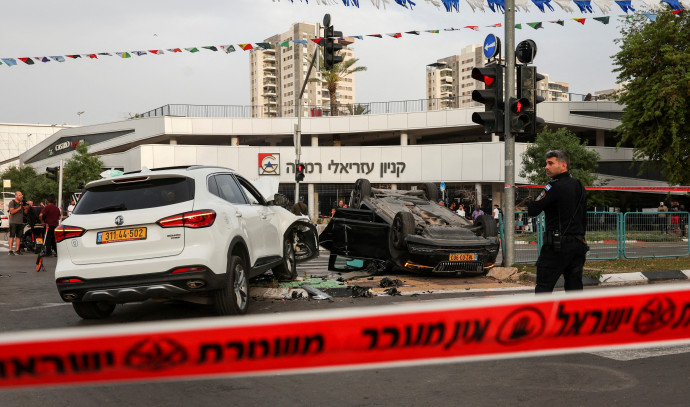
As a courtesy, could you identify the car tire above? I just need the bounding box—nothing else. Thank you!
[390,212,416,250]
[420,183,439,202]
[350,178,372,209]
[474,214,498,238]
[272,234,297,281]
[214,254,249,316]
[72,301,116,319]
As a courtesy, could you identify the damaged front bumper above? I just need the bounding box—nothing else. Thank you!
[402,235,500,274]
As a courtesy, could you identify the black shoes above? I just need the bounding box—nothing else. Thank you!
[8,251,14,256]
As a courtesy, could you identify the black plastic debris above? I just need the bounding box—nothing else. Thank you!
[291,290,303,299]
[384,287,401,296]
[379,277,403,288]
[350,285,372,298]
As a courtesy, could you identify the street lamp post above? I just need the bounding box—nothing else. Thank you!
[77,111,85,126]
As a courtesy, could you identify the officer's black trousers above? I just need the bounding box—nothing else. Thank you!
[535,239,587,293]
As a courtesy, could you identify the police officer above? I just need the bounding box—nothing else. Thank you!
[527,150,588,293]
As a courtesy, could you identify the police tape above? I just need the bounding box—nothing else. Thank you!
[518,184,690,192]
[2,285,690,389]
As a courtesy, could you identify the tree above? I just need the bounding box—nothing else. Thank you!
[612,10,689,185]
[1,165,56,202]
[520,128,601,186]
[309,51,367,117]
[63,142,104,197]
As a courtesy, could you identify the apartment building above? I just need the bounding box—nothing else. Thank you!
[249,22,356,118]
[426,44,569,108]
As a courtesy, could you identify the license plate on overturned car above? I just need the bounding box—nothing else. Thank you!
[97,227,147,244]
[449,253,477,261]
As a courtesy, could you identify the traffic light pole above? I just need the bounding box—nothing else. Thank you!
[294,37,320,204]
[503,0,516,267]
[58,159,64,224]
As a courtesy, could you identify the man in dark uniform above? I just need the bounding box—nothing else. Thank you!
[291,196,308,216]
[527,150,588,293]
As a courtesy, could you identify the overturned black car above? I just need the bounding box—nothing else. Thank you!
[319,179,500,275]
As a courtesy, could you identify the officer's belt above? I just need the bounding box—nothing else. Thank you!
[563,235,585,242]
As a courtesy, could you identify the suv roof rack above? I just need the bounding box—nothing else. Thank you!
[123,165,233,175]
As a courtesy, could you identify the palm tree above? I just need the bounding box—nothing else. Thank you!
[309,52,367,117]
[345,103,371,116]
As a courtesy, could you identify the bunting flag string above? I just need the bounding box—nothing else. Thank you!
[0,9,682,68]
[274,0,688,11]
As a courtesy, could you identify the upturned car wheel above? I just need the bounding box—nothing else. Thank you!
[272,234,297,281]
[474,214,498,238]
[390,212,416,250]
[350,178,372,209]
[214,254,249,316]
[420,182,439,202]
[72,301,116,319]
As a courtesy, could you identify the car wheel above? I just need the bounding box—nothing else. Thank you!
[390,212,416,250]
[214,254,249,316]
[420,182,439,202]
[72,301,116,319]
[350,178,372,209]
[474,214,498,238]
[272,234,297,281]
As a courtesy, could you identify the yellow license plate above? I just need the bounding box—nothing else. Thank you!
[449,253,477,261]
[36,238,43,244]
[97,227,147,244]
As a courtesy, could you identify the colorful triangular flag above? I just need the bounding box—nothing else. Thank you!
[185,47,199,53]
[116,52,131,58]
[573,18,586,25]
[311,38,323,44]
[66,55,81,59]
[464,26,480,31]
[614,0,635,12]
[19,57,35,65]
[86,54,98,59]
[133,51,148,56]
[148,50,164,55]
[351,35,363,40]
[39,57,51,63]
[255,43,271,50]
[280,41,290,47]
[405,31,420,35]
[367,34,383,38]
[98,52,112,56]
[387,33,402,38]
[550,20,565,26]
[292,40,307,45]
[1,58,17,66]
[516,24,522,29]
[641,12,657,21]
[50,56,65,62]
[593,16,610,24]
[203,46,219,51]
[238,44,253,51]
[167,48,182,53]
[527,22,544,29]
[221,45,236,53]
[425,30,440,33]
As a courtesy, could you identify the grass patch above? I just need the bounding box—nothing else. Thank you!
[515,257,690,274]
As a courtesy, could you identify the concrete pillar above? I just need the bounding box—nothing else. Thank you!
[308,183,315,221]
[491,133,499,142]
[596,129,605,147]
[475,183,482,208]
[170,138,177,145]
[492,183,504,211]
[311,135,319,147]
[231,136,239,146]
[400,131,408,146]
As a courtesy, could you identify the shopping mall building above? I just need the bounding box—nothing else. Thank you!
[15,101,675,218]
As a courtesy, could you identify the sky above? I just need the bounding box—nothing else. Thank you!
[0,0,634,126]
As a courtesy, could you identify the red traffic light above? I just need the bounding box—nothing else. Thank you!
[471,67,500,88]
[509,97,530,113]
[296,163,305,172]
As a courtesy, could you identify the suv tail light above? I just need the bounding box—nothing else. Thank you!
[157,210,216,228]
[55,225,86,243]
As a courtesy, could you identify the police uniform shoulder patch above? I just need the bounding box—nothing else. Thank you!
[544,184,552,191]
[536,191,545,201]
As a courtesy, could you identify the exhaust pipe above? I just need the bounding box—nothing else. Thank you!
[63,293,77,301]
[186,280,206,289]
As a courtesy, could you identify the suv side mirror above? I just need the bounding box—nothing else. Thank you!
[270,193,288,207]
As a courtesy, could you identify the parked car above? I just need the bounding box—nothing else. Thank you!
[54,165,318,319]
[0,210,8,230]
[319,179,499,275]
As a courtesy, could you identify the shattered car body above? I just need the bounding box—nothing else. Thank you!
[319,179,500,275]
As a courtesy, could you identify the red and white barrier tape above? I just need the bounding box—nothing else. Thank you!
[519,184,690,192]
[1,285,690,389]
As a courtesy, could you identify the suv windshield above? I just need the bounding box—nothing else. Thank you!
[74,177,195,214]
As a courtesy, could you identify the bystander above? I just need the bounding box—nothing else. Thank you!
[7,191,28,255]
[40,197,61,257]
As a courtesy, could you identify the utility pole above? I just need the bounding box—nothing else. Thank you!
[58,159,64,224]
[503,0,516,267]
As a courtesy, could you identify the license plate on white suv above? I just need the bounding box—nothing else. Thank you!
[97,227,147,244]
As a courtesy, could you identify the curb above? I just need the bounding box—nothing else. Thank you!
[523,269,690,287]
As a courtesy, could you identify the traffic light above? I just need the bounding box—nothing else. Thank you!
[323,24,343,70]
[46,166,59,181]
[517,65,545,136]
[508,97,531,133]
[295,163,306,182]
[471,63,504,134]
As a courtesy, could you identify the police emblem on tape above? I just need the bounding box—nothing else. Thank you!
[124,337,188,370]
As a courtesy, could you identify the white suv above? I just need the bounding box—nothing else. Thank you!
[55,166,318,319]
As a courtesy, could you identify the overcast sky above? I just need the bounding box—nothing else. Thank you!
[0,0,632,126]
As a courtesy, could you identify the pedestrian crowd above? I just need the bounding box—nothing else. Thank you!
[6,190,62,257]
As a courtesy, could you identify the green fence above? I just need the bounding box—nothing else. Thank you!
[500,211,689,263]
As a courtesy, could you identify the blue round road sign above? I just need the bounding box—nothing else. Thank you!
[483,34,499,59]
[440,182,446,192]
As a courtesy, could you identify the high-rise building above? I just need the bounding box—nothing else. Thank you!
[426,44,569,109]
[250,22,356,118]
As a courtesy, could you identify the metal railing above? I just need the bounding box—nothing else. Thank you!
[500,211,689,263]
[137,92,617,119]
